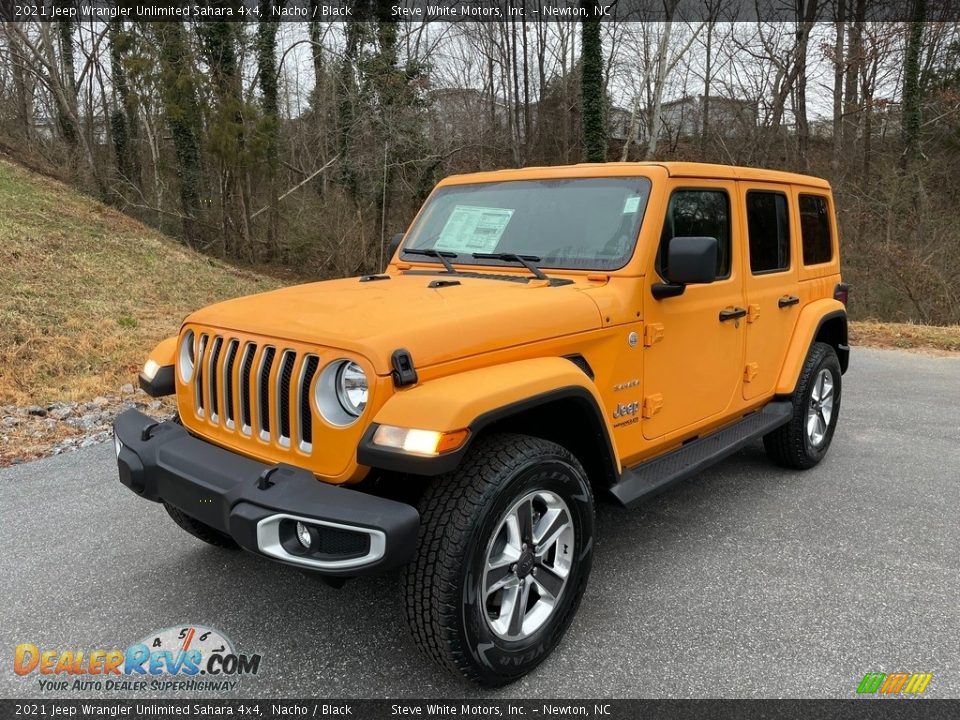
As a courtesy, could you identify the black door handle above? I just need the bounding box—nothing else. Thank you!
[778,295,800,308]
[719,307,747,322]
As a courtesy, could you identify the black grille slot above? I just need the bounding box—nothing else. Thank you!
[223,340,239,425]
[278,351,296,441]
[195,334,208,415]
[207,337,222,418]
[258,347,276,434]
[299,355,320,448]
[240,343,257,430]
[314,525,371,557]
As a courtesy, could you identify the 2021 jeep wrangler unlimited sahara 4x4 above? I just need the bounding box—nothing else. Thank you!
[115,162,849,686]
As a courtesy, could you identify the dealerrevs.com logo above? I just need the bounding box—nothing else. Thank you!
[14,625,262,692]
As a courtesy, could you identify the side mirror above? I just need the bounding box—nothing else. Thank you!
[653,236,717,299]
[388,233,404,261]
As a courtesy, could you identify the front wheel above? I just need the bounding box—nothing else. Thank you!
[403,433,594,686]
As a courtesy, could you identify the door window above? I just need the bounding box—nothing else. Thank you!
[746,191,790,274]
[657,190,731,280]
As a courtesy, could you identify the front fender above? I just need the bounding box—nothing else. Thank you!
[776,300,847,395]
[358,357,618,476]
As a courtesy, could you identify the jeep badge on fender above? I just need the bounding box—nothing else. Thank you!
[115,162,849,686]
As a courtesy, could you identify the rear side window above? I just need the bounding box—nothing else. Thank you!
[657,189,731,279]
[799,194,833,265]
[746,191,790,273]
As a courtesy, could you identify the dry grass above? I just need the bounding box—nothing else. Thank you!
[0,157,283,405]
[850,321,960,355]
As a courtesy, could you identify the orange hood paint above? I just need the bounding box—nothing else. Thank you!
[186,272,604,374]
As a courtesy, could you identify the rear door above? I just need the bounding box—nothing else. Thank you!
[739,183,800,401]
[642,181,746,440]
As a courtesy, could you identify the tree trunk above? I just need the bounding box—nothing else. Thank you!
[900,0,927,170]
[581,15,606,162]
[56,16,79,150]
[155,22,205,245]
[831,0,845,173]
[7,29,33,139]
[108,20,140,188]
[700,19,714,157]
[842,0,866,154]
[645,20,674,160]
[257,9,281,256]
[795,1,817,172]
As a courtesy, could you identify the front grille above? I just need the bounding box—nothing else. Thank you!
[188,333,318,454]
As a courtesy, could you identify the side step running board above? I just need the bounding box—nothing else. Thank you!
[610,401,793,509]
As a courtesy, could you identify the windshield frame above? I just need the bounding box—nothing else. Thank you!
[399,176,653,273]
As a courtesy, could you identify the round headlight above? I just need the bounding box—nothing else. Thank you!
[336,361,368,416]
[314,359,368,426]
[178,330,195,383]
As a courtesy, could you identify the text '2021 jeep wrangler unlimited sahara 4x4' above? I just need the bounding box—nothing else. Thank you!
[115,162,849,686]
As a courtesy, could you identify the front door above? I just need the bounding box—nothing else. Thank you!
[739,183,801,401]
[642,182,746,440]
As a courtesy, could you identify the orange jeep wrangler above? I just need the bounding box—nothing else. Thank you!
[115,162,849,686]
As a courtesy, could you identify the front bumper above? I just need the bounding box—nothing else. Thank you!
[114,409,419,576]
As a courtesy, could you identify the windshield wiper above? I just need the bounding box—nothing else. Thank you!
[472,252,548,281]
[403,248,460,274]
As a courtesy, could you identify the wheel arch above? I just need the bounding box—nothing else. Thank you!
[775,301,848,396]
[358,357,621,488]
[469,389,620,490]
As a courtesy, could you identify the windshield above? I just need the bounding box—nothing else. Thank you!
[402,177,652,271]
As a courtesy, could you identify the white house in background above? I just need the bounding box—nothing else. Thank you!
[659,95,757,139]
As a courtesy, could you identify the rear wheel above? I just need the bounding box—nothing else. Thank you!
[764,341,842,469]
[403,433,594,686]
[163,502,238,549]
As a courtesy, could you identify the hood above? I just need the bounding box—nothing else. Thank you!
[186,272,603,374]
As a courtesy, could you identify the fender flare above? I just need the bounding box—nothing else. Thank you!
[140,335,178,397]
[776,300,848,396]
[357,357,620,479]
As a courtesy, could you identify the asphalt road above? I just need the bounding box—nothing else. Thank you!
[2,347,958,700]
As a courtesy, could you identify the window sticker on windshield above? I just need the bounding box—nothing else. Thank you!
[623,195,641,214]
[434,205,514,254]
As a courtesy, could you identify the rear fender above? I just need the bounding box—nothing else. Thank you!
[776,300,848,395]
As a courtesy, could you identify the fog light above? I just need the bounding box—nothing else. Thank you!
[296,522,312,549]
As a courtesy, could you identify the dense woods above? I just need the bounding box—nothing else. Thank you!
[1,7,959,324]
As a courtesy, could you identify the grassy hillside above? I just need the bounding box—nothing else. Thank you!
[0,157,283,405]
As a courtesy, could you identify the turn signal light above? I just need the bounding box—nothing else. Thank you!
[372,426,470,456]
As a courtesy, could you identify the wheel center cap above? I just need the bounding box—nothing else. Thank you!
[516,551,535,578]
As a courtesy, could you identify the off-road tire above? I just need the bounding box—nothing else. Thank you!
[764,341,842,469]
[403,433,595,687]
[163,502,238,549]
